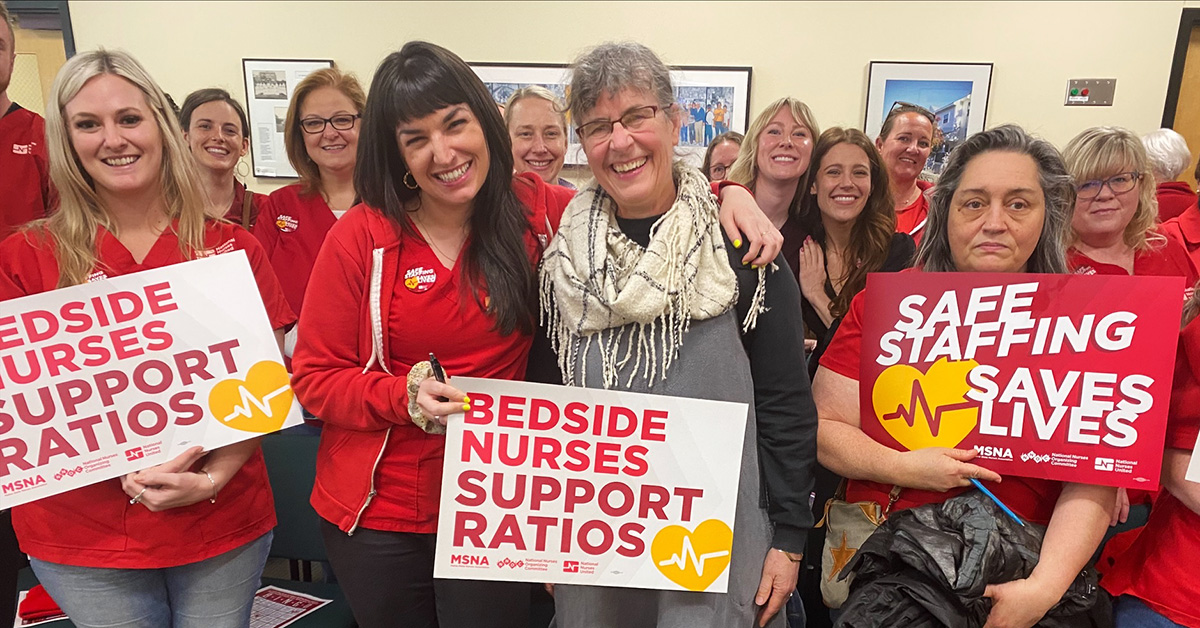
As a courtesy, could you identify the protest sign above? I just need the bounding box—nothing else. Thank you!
[434,377,747,593]
[0,252,302,508]
[860,273,1182,489]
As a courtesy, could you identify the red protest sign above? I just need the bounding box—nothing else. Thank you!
[860,272,1183,489]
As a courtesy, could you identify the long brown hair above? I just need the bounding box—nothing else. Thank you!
[798,127,896,319]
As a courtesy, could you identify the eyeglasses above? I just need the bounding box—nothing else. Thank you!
[1075,171,1141,200]
[708,163,734,178]
[576,105,666,144]
[299,113,361,135]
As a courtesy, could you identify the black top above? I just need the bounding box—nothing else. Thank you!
[799,231,916,377]
[612,214,817,552]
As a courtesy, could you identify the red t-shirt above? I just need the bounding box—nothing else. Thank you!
[0,221,296,568]
[1161,205,1200,273]
[0,105,53,240]
[1156,181,1197,222]
[818,284,1062,524]
[359,217,550,531]
[1068,237,1198,303]
[1100,317,1200,626]
[255,184,339,315]
[895,180,932,246]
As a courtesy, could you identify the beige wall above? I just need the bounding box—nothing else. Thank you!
[68,0,1186,194]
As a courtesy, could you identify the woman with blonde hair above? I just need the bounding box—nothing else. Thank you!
[1065,127,1197,293]
[255,67,365,320]
[504,85,574,188]
[728,97,819,278]
[0,49,293,628]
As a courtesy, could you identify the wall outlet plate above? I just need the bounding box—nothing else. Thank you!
[1065,79,1116,106]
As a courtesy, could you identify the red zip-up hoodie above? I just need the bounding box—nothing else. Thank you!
[291,174,570,534]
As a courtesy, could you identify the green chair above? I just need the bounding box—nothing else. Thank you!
[260,431,357,627]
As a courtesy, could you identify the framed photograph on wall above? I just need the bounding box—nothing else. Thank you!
[470,62,752,167]
[864,61,993,175]
[242,58,334,178]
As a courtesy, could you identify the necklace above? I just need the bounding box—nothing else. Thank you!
[897,185,921,208]
[412,211,468,265]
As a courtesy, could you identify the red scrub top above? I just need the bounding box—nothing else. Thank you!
[255,184,339,315]
[0,221,295,568]
[0,104,53,240]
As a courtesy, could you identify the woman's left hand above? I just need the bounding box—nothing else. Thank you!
[717,184,782,266]
[797,238,827,301]
[122,446,212,512]
[754,549,799,627]
[983,578,1060,628]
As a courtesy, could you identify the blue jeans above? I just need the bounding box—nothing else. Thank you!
[30,531,272,628]
[1114,595,1184,627]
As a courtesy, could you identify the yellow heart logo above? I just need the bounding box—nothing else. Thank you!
[650,519,733,592]
[871,357,980,451]
[405,276,420,290]
[208,360,294,433]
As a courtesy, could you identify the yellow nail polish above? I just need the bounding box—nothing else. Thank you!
[463,395,471,403]
[462,404,471,412]
[752,264,759,270]
[733,239,742,248]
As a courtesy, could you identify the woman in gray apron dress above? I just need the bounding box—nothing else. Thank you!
[540,41,818,628]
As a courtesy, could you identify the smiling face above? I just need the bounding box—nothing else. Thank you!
[948,151,1046,273]
[300,86,359,176]
[754,106,812,185]
[508,96,567,184]
[707,140,740,181]
[396,103,490,213]
[579,88,681,218]
[811,142,872,227]
[65,73,164,202]
[184,100,247,176]
[877,112,934,184]
[1071,166,1140,244]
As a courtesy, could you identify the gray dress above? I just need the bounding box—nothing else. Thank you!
[553,311,783,628]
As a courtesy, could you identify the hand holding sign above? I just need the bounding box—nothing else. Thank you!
[895,447,1002,492]
[121,445,206,511]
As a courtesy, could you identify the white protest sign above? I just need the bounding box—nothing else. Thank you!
[434,377,747,593]
[0,252,302,508]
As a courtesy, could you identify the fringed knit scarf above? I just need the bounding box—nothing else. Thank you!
[540,164,768,389]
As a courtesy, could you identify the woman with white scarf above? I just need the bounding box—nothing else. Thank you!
[541,42,818,628]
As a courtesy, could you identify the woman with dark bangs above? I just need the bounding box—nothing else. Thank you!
[289,40,780,628]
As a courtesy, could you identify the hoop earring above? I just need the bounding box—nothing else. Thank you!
[235,160,251,179]
[403,171,420,190]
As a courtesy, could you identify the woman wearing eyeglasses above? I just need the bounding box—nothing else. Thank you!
[1064,127,1197,290]
[875,103,936,244]
[255,68,365,321]
[1063,126,1198,532]
[702,131,743,182]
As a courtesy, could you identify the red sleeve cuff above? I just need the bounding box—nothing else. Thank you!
[710,179,752,197]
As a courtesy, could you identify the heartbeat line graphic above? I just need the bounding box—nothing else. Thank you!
[656,536,730,574]
[882,379,977,437]
[221,385,291,423]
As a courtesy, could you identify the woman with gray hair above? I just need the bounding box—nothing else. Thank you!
[815,125,1116,626]
[1143,127,1195,221]
[541,41,817,628]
